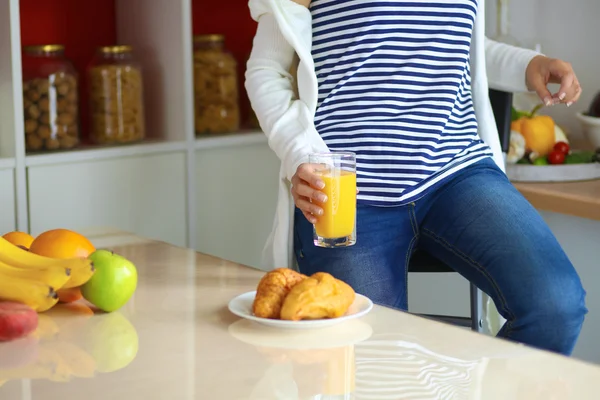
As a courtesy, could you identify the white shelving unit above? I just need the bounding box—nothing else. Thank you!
[0,0,279,269]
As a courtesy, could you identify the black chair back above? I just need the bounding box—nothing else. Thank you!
[488,89,514,153]
[409,89,515,273]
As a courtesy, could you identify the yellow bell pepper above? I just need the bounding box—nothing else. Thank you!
[511,107,556,157]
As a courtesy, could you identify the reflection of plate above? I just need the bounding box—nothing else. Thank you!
[228,318,373,350]
[227,291,373,330]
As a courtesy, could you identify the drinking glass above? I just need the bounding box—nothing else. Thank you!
[309,152,357,248]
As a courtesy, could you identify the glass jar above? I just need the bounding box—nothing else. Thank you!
[21,44,80,152]
[87,45,146,145]
[193,34,240,135]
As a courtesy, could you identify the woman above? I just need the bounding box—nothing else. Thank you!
[245,0,587,356]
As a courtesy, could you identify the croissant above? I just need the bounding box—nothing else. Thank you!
[280,272,355,321]
[252,268,307,319]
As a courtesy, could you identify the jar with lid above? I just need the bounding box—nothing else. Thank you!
[193,34,240,135]
[21,44,80,152]
[87,45,146,145]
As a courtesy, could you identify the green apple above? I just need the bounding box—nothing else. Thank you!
[82,249,138,312]
[81,312,139,373]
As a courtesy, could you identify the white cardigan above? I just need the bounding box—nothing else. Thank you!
[246,0,540,271]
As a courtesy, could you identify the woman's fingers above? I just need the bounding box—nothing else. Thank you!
[295,198,322,224]
[302,210,318,224]
[296,163,325,190]
[525,56,582,107]
[552,70,581,106]
[295,182,328,203]
[562,78,582,106]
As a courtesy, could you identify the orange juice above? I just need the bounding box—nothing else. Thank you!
[314,170,357,239]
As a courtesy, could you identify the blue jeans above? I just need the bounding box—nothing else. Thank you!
[294,158,587,356]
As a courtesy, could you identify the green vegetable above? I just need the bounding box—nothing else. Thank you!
[533,157,549,166]
[564,151,595,164]
[516,158,530,165]
[511,106,531,122]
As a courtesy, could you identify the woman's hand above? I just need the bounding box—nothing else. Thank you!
[291,0,311,7]
[291,164,327,224]
[525,55,582,107]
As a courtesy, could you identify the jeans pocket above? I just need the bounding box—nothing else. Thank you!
[293,208,305,262]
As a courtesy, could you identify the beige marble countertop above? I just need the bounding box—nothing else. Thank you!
[0,234,599,399]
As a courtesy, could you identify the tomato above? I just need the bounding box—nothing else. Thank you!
[548,150,566,165]
[553,141,570,154]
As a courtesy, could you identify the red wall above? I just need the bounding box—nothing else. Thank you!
[20,0,117,144]
[19,0,257,142]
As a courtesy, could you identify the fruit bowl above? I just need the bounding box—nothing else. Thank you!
[576,112,600,149]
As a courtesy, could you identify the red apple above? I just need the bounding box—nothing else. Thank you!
[0,302,38,342]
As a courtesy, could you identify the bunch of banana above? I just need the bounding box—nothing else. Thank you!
[0,238,95,312]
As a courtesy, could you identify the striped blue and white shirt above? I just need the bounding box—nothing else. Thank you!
[310,0,493,206]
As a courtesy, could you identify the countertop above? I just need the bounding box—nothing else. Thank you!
[512,137,600,221]
[513,179,600,221]
[1,232,599,399]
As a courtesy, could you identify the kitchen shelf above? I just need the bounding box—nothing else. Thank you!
[25,139,188,167]
[0,158,16,170]
[0,0,280,271]
[195,130,265,150]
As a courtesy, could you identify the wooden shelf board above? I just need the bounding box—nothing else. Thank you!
[25,139,187,167]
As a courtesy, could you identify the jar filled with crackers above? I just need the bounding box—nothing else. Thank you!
[87,45,146,145]
[193,34,240,135]
[21,44,80,152]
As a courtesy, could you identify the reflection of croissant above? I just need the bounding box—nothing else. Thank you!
[280,272,355,321]
[252,268,307,319]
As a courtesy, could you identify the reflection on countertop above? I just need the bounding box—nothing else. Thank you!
[0,302,138,387]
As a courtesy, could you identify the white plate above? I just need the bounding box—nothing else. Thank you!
[227,290,374,330]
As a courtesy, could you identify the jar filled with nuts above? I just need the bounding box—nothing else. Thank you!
[193,34,240,135]
[21,44,80,152]
[87,45,146,145]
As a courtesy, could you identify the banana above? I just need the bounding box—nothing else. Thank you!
[0,345,71,382]
[51,341,96,378]
[61,262,96,289]
[0,237,94,275]
[32,314,60,340]
[35,296,60,313]
[0,274,57,311]
[0,260,70,289]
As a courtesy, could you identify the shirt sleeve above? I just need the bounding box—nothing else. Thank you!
[484,37,541,93]
[245,12,319,181]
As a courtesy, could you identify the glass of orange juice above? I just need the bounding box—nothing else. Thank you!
[309,152,357,248]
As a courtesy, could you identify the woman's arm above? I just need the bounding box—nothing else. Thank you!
[245,10,316,181]
[485,37,582,106]
[484,37,540,93]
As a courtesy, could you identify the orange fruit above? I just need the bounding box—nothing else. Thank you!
[2,231,35,249]
[29,228,95,259]
[57,287,83,303]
